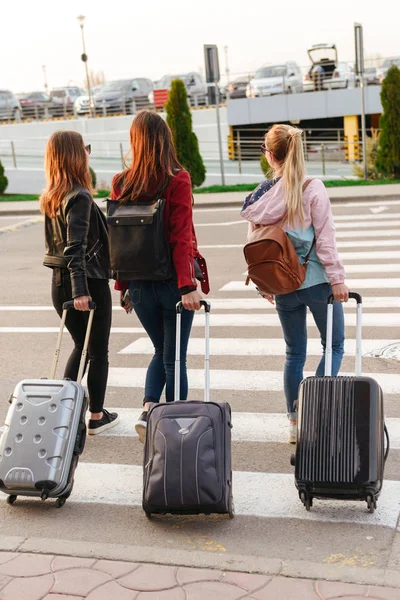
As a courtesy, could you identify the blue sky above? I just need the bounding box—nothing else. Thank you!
[2,0,397,92]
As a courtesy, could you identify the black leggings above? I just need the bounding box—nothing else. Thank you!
[51,269,112,413]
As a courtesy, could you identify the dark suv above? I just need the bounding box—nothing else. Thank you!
[94,78,153,115]
[0,90,21,121]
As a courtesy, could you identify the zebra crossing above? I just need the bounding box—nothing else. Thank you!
[0,197,400,553]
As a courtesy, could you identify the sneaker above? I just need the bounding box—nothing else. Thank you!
[135,411,148,444]
[288,421,297,444]
[88,409,120,435]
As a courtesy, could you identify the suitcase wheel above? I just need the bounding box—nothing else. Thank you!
[367,495,377,514]
[300,491,313,511]
[228,496,235,519]
[145,512,152,520]
[55,497,67,509]
[7,495,17,505]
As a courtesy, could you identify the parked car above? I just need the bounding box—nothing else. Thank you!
[323,62,355,90]
[0,90,21,121]
[304,44,338,91]
[364,67,380,85]
[246,62,303,98]
[74,85,104,116]
[50,86,86,115]
[16,91,55,118]
[94,78,153,115]
[377,57,400,83]
[227,77,251,99]
[150,72,208,107]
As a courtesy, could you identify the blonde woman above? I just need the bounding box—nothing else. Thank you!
[41,131,119,435]
[241,124,349,443]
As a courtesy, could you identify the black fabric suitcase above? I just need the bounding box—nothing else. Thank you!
[291,292,390,513]
[142,300,234,518]
[0,301,95,508]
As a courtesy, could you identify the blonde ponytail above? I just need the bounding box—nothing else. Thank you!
[265,124,306,227]
[282,129,306,227]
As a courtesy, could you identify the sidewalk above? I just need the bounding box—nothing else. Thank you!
[0,551,399,599]
[1,183,400,216]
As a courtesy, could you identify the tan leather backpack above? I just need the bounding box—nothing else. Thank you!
[244,179,315,296]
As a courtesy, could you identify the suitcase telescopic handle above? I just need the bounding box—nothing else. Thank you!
[175,300,211,402]
[50,301,97,384]
[325,292,362,377]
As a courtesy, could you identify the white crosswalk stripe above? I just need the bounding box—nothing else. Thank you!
[118,337,398,357]
[104,368,400,395]
[220,280,400,291]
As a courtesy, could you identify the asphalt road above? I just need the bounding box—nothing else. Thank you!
[0,197,399,576]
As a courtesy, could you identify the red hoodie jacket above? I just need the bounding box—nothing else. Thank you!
[110,169,210,294]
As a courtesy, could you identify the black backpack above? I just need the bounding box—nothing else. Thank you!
[106,193,174,281]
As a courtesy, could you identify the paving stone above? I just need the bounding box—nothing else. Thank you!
[137,589,185,599]
[252,577,319,599]
[222,571,271,592]
[184,581,245,600]
[0,574,12,591]
[1,573,54,600]
[52,568,112,596]
[316,580,368,598]
[366,586,400,600]
[0,554,17,567]
[43,595,85,600]
[93,559,138,578]
[0,553,53,577]
[176,566,222,585]
[86,580,138,600]
[118,564,178,591]
[52,556,97,572]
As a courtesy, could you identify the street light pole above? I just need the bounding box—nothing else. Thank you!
[42,65,48,92]
[224,46,230,86]
[77,15,93,118]
[354,22,368,180]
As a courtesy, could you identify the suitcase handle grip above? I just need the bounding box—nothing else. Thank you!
[325,292,362,377]
[175,300,211,402]
[63,301,97,310]
[327,292,362,305]
[384,425,390,463]
[176,300,211,314]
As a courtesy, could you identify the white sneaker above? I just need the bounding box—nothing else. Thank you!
[288,421,297,444]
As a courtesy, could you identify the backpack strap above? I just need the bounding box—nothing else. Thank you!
[276,178,314,228]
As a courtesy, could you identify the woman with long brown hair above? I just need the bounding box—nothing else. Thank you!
[41,130,119,434]
[110,110,209,443]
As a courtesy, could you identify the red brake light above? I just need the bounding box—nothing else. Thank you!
[229,84,234,92]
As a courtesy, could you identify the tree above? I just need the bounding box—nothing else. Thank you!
[89,166,97,189]
[376,66,400,178]
[353,129,381,180]
[260,154,273,178]
[165,79,206,187]
[0,160,8,194]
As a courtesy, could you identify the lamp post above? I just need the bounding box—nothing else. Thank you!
[224,45,230,86]
[77,15,93,118]
[354,22,367,180]
[42,65,48,92]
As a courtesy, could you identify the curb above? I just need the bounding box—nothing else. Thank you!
[1,193,399,217]
[0,535,399,589]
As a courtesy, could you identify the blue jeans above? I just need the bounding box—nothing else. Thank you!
[129,279,194,403]
[275,283,345,420]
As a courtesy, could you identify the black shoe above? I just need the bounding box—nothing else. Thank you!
[88,409,120,435]
[135,411,148,444]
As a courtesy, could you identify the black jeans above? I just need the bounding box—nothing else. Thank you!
[51,269,112,413]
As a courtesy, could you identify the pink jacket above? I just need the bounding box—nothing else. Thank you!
[241,178,345,286]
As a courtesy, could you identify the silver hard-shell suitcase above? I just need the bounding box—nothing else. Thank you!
[0,301,95,507]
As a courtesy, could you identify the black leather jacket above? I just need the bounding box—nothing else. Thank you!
[43,187,110,298]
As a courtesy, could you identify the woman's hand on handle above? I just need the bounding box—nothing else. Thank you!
[256,287,275,305]
[331,283,350,303]
[74,296,92,311]
[182,290,202,311]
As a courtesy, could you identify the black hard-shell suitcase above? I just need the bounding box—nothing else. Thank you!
[0,301,95,507]
[142,300,234,518]
[291,292,390,513]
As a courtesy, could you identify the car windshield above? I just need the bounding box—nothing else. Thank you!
[102,81,131,92]
[16,94,29,100]
[365,67,376,74]
[382,58,400,68]
[50,90,65,98]
[156,74,191,88]
[254,66,286,79]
